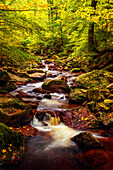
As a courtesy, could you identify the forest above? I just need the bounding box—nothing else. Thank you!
[0,0,113,169]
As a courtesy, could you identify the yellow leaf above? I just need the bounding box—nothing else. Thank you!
[2,149,7,153]
[23,126,27,128]
[84,118,88,120]
[81,117,84,120]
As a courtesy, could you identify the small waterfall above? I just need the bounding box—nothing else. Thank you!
[31,113,81,150]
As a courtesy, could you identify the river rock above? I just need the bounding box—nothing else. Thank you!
[69,88,87,103]
[44,94,52,99]
[89,52,113,70]
[0,70,10,81]
[26,69,46,80]
[75,70,113,89]
[86,88,105,102]
[33,88,50,94]
[0,70,17,93]
[28,72,46,80]
[0,122,24,164]
[71,132,102,151]
[7,72,28,83]
[0,96,32,127]
[42,79,70,93]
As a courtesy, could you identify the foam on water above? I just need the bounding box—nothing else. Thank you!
[31,115,81,150]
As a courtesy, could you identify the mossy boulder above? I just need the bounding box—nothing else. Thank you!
[75,70,113,89]
[96,102,110,111]
[7,72,28,83]
[69,88,87,103]
[86,88,105,102]
[0,96,32,127]
[0,82,16,94]
[42,79,70,93]
[0,70,10,82]
[0,123,24,164]
[0,70,17,93]
[71,132,102,151]
[98,112,113,127]
[89,52,113,70]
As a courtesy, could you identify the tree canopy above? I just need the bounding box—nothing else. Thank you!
[0,0,113,67]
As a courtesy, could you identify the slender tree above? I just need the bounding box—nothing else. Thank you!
[88,0,98,52]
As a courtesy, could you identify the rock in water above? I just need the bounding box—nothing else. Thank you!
[71,132,102,151]
[42,79,70,93]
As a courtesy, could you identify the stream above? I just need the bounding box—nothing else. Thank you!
[1,60,113,170]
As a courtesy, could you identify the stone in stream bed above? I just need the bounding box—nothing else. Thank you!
[33,88,50,94]
[75,69,113,89]
[0,95,32,127]
[26,69,46,80]
[0,70,17,93]
[71,132,102,151]
[69,88,87,104]
[42,79,71,93]
[0,122,25,164]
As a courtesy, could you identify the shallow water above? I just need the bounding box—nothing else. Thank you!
[2,60,113,170]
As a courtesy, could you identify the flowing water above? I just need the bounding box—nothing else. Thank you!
[2,60,113,170]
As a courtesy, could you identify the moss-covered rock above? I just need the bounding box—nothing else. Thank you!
[89,52,113,70]
[97,102,110,111]
[42,79,70,93]
[0,80,16,94]
[0,69,28,94]
[71,132,102,151]
[0,96,31,127]
[75,69,113,89]
[7,72,28,83]
[0,70,10,82]
[0,123,24,164]
[99,112,113,127]
[86,88,105,102]
[86,101,97,113]
[69,88,87,103]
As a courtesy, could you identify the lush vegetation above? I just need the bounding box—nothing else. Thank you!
[0,0,113,68]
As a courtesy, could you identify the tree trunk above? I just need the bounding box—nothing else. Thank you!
[88,0,97,52]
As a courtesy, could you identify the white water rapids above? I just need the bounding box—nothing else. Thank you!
[31,115,81,150]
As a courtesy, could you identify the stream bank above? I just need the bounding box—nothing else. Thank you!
[0,59,113,169]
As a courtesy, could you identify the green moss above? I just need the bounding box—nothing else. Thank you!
[69,88,87,103]
[72,132,101,150]
[0,123,24,164]
[97,102,110,111]
[76,69,113,89]
[42,79,70,93]
[86,88,105,102]
[0,97,31,127]
[0,70,10,82]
